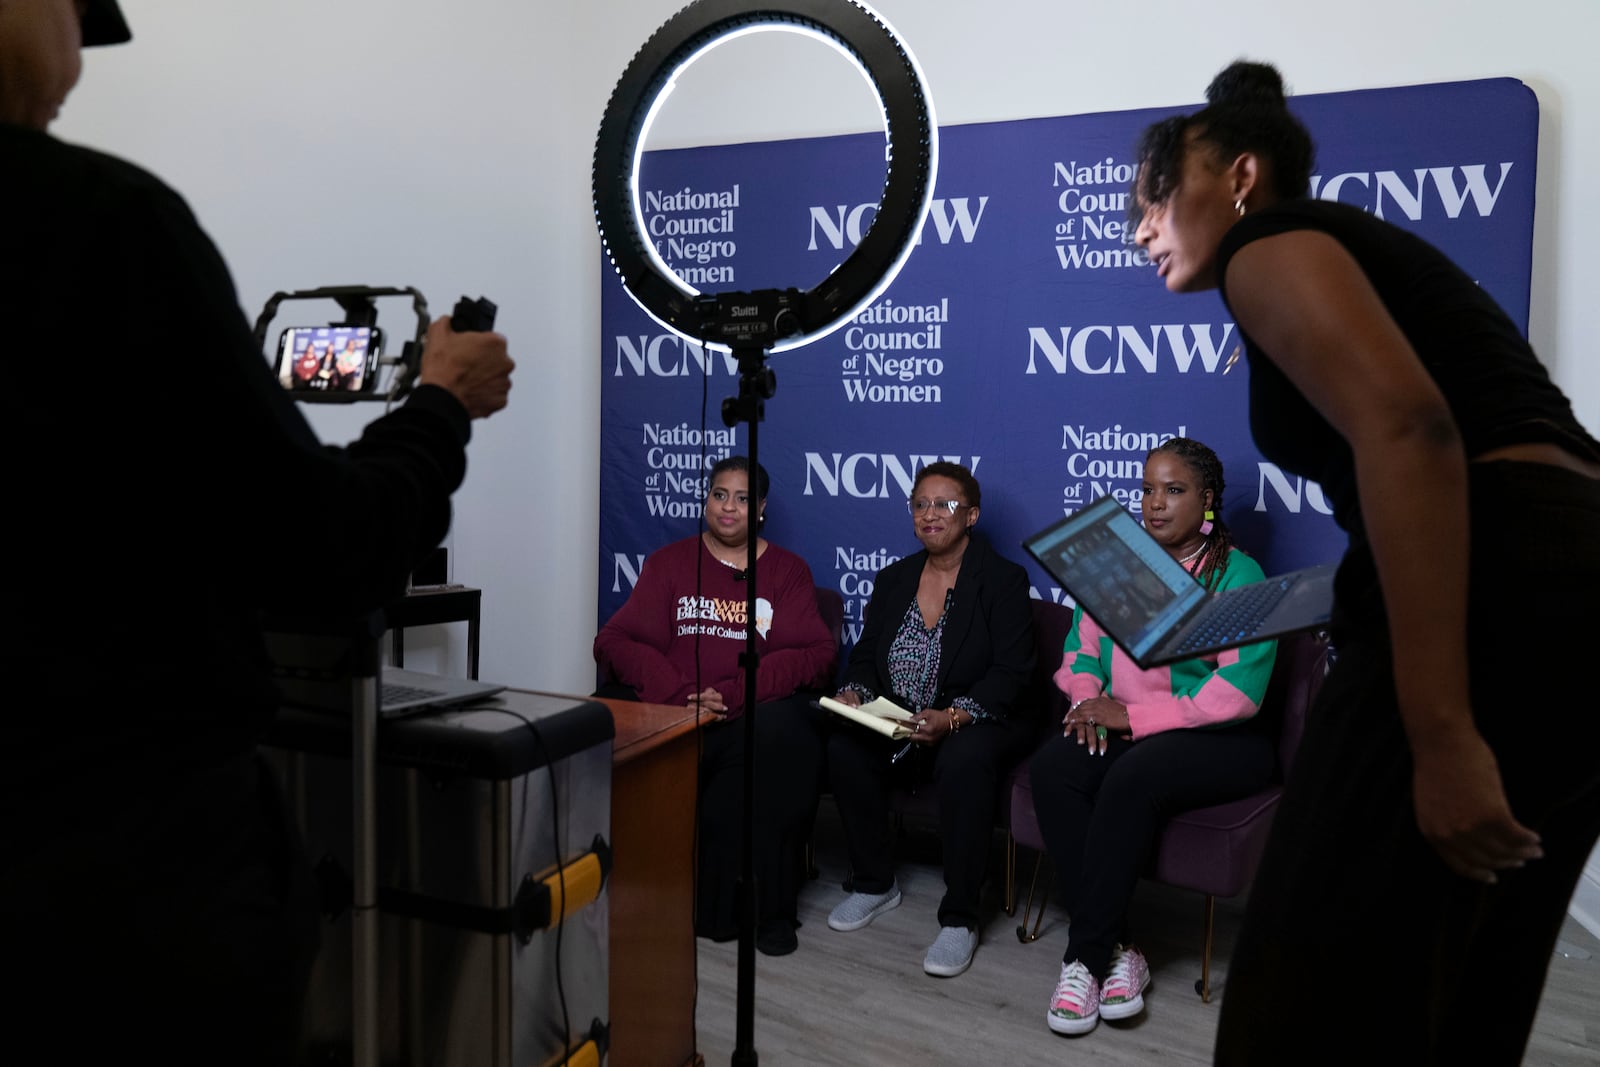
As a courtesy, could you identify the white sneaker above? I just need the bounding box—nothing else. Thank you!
[922,925,978,977]
[826,886,902,932]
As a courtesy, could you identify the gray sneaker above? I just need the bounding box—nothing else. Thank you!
[923,925,978,977]
[826,886,902,931]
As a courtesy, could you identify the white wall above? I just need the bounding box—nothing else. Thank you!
[61,0,1599,926]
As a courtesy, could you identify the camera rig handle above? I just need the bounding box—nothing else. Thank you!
[450,295,497,332]
[392,295,498,400]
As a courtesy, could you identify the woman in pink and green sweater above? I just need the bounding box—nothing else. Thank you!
[1032,437,1278,1037]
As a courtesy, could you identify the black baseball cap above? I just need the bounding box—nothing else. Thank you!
[81,0,132,47]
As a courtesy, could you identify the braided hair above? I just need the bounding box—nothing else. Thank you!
[1147,437,1235,591]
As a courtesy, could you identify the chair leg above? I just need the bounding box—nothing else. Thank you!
[1194,893,1216,1002]
[1005,832,1016,917]
[1014,852,1051,944]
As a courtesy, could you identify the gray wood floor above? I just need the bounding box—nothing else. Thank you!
[691,808,1600,1065]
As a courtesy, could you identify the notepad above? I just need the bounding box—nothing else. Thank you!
[818,695,916,739]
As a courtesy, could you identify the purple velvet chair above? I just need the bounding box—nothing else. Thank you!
[814,586,846,690]
[1008,628,1332,1001]
[998,599,1076,915]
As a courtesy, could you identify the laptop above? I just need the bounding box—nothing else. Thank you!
[377,666,507,718]
[1022,494,1337,669]
[265,625,506,719]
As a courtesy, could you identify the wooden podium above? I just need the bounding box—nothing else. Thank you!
[581,696,705,1067]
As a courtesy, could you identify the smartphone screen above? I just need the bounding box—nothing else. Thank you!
[276,326,383,393]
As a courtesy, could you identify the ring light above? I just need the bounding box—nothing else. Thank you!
[593,0,938,354]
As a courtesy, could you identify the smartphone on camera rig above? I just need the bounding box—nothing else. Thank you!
[275,324,384,395]
[253,285,496,404]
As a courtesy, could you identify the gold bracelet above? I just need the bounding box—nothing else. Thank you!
[947,708,959,734]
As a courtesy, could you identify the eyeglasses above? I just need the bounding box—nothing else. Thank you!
[907,498,966,516]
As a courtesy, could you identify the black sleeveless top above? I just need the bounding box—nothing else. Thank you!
[1215,199,1599,534]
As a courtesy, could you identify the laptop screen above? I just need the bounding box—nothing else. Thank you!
[1024,496,1208,661]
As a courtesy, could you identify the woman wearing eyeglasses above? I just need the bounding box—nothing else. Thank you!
[824,461,1037,977]
[594,455,836,956]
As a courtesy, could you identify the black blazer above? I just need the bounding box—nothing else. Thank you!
[843,532,1036,720]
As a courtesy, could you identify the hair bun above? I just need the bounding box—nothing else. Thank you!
[1205,60,1288,109]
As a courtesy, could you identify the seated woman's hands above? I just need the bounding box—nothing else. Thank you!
[1062,695,1131,756]
[688,687,729,719]
[908,707,966,746]
[831,689,967,746]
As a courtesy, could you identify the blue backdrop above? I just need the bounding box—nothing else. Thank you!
[598,77,1538,656]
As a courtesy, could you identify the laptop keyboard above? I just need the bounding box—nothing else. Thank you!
[381,682,445,706]
[1169,577,1295,655]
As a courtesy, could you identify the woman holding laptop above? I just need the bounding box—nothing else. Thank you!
[1129,60,1600,1063]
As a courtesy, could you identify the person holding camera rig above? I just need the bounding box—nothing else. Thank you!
[0,2,514,1063]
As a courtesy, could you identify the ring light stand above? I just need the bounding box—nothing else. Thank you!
[593,2,936,1062]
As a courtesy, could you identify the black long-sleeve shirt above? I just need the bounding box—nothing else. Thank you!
[0,123,472,831]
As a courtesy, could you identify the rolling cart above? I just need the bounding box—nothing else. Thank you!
[263,618,613,1067]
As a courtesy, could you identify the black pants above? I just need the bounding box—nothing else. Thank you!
[1029,722,1275,979]
[696,695,828,935]
[828,712,1035,929]
[1,751,322,1065]
[1216,461,1600,1065]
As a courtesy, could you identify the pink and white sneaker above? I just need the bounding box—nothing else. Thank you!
[1047,960,1100,1035]
[1100,944,1151,1020]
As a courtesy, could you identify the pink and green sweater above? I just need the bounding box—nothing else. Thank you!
[1054,547,1278,738]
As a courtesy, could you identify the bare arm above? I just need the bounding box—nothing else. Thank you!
[1224,230,1541,882]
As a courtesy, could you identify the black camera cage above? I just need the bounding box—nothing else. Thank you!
[253,284,430,404]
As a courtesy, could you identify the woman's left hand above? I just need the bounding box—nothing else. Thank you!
[909,707,962,745]
[1411,724,1543,883]
[1063,696,1131,756]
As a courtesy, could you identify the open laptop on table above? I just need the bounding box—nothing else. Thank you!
[376,667,506,718]
[1022,494,1337,669]
[266,625,506,719]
